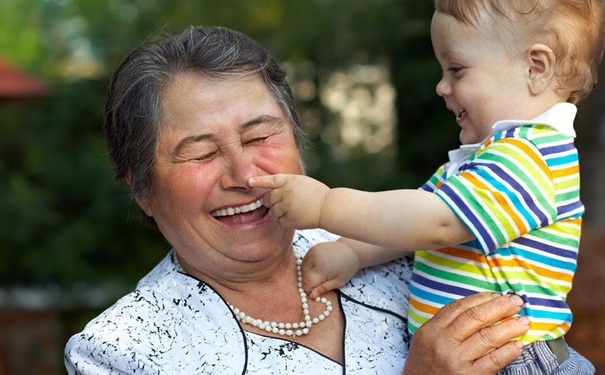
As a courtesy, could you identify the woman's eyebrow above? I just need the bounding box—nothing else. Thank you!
[241,114,284,129]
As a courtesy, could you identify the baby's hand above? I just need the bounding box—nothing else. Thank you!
[301,240,362,299]
[248,174,329,229]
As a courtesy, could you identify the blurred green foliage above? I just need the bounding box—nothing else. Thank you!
[0,0,457,288]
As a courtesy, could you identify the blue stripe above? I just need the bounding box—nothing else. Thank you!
[438,185,496,250]
[541,142,575,156]
[558,201,584,216]
[412,273,477,298]
[524,309,572,321]
[547,154,578,166]
[528,296,569,309]
[513,237,578,262]
[410,283,456,306]
[470,163,544,227]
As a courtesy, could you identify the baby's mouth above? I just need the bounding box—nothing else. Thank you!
[211,199,263,217]
[456,109,467,122]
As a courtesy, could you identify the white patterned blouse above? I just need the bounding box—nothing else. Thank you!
[65,229,414,374]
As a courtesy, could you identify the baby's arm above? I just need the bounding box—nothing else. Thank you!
[303,237,411,299]
[249,173,474,250]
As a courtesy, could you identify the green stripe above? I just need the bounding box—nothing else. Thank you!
[415,256,497,290]
[447,177,513,242]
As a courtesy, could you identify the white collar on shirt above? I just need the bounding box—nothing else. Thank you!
[445,102,577,177]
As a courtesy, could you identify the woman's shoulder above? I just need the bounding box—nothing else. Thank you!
[341,255,414,319]
[292,229,339,254]
[65,252,246,373]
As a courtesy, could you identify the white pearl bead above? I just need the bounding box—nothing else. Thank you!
[227,255,333,338]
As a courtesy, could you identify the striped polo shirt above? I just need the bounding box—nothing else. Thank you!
[409,103,583,344]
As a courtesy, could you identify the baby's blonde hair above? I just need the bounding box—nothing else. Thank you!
[434,0,605,103]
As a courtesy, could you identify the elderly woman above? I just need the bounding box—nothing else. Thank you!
[64,26,529,374]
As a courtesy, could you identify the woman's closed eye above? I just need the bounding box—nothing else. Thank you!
[192,151,218,162]
[244,135,270,146]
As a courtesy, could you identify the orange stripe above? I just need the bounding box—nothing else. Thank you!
[438,247,485,262]
[551,165,579,178]
[435,247,574,283]
[410,297,441,316]
[529,321,570,333]
[498,138,548,174]
[461,172,527,233]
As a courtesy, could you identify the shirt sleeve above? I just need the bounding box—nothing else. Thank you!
[65,330,149,375]
[434,137,557,253]
[420,163,447,193]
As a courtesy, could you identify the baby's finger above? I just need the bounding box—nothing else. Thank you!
[309,285,327,300]
[248,174,286,189]
[261,189,280,208]
[312,280,341,300]
[302,270,325,295]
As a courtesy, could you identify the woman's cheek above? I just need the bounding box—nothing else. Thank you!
[256,140,303,174]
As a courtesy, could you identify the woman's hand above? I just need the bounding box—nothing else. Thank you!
[403,292,530,375]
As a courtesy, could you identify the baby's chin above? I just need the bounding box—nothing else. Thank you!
[459,129,491,145]
[458,132,477,145]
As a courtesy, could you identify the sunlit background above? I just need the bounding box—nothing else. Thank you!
[1,0,604,374]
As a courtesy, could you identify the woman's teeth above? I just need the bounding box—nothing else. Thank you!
[456,110,467,121]
[211,199,263,217]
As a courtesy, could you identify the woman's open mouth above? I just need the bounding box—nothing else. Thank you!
[211,199,263,217]
[210,199,268,225]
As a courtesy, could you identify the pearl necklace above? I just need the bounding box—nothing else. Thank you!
[228,257,333,337]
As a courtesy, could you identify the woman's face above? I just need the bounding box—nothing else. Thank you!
[136,72,303,277]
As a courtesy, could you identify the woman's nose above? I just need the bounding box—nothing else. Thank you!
[220,150,258,190]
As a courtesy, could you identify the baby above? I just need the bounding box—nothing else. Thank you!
[250,0,605,374]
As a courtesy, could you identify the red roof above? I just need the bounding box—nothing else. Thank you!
[0,57,49,99]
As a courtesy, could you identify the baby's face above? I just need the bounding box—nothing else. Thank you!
[431,11,535,144]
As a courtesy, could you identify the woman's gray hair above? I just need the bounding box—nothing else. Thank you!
[104,26,307,199]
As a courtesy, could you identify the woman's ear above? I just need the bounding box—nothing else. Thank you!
[125,171,153,217]
[134,195,153,217]
[526,43,556,95]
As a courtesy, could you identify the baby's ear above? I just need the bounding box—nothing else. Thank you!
[526,43,556,95]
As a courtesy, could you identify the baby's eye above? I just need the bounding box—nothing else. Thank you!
[447,66,465,77]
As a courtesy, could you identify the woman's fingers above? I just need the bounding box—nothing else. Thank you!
[470,340,525,374]
[403,292,529,375]
[446,293,525,341]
